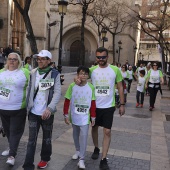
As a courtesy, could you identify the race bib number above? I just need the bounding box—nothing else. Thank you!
[138,83,142,86]
[95,86,110,96]
[0,87,11,100]
[151,76,159,83]
[39,79,54,91]
[75,104,89,115]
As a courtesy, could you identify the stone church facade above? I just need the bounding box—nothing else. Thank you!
[0,0,139,66]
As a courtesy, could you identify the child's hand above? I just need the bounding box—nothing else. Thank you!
[64,117,70,125]
[74,76,81,85]
[91,119,95,126]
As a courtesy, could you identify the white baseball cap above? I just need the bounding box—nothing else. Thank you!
[37,50,52,59]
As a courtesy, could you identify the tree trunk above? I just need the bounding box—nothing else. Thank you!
[23,12,38,54]
[79,5,86,65]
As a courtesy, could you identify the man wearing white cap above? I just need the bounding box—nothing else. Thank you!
[23,50,61,170]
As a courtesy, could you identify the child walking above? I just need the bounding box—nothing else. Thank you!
[63,66,96,169]
[135,70,146,108]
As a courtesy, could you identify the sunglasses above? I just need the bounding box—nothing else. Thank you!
[96,56,107,60]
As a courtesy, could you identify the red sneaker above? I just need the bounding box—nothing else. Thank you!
[37,161,48,169]
[140,104,143,108]
[136,103,139,107]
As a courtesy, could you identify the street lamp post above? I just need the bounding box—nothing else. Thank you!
[138,52,142,64]
[101,28,107,47]
[118,40,122,63]
[133,45,137,65]
[57,0,68,73]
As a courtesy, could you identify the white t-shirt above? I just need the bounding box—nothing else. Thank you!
[137,76,146,92]
[90,65,122,108]
[31,72,47,115]
[0,69,28,110]
[148,69,162,84]
[127,70,133,80]
[65,82,95,126]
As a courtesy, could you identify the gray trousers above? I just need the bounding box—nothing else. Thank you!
[72,124,89,160]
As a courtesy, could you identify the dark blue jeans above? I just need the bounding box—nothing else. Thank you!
[136,90,144,104]
[23,112,54,170]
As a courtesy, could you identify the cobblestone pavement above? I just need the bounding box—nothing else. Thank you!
[0,72,170,170]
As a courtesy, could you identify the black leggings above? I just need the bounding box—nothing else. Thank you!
[148,87,159,107]
[0,109,26,157]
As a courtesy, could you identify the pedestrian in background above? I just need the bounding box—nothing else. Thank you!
[121,64,129,103]
[4,44,13,57]
[127,65,133,93]
[0,52,29,166]
[63,66,96,169]
[24,56,32,71]
[23,50,61,170]
[145,62,164,111]
[0,47,5,69]
[75,47,125,170]
[135,63,145,77]
[135,70,146,108]
[15,46,21,55]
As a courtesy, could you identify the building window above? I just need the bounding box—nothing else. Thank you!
[146,11,158,17]
[146,44,157,49]
[163,33,169,38]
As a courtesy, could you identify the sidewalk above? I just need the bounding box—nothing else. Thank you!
[0,74,170,170]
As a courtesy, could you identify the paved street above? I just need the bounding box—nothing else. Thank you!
[0,72,170,170]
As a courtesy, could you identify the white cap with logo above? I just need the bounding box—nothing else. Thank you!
[37,50,52,59]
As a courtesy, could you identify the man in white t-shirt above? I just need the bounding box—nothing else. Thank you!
[76,47,125,170]
[23,50,61,170]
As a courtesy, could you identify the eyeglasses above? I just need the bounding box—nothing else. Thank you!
[7,58,18,62]
[79,73,89,76]
[96,56,107,60]
[36,57,48,62]
[153,65,157,66]
[122,67,125,68]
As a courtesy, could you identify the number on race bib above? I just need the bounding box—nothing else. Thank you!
[0,87,11,100]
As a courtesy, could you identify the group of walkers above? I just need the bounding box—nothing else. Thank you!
[0,46,163,170]
[113,60,164,111]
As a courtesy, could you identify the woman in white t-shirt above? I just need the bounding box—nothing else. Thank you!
[145,62,164,111]
[0,53,29,166]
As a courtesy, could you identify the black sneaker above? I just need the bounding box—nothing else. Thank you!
[91,147,100,160]
[100,158,110,170]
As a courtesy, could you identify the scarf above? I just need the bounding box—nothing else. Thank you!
[37,66,51,75]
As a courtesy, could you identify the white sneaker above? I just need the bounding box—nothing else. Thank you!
[1,149,9,156]
[72,151,80,160]
[6,156,15,166]
[77,160,85,169]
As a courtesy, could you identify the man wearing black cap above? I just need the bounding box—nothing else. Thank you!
[23,50,61,170]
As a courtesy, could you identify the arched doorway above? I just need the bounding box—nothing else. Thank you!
[70,40,81,66]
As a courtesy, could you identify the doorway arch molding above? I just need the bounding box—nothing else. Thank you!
[54,22,98,50]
